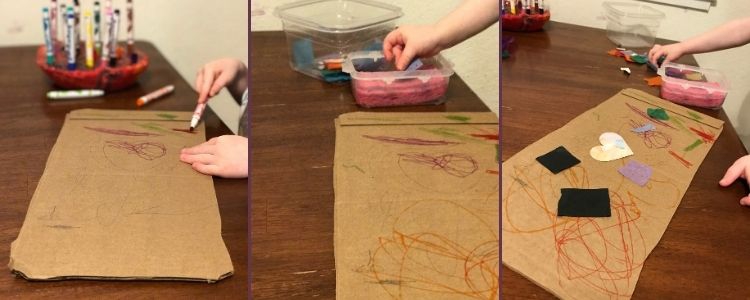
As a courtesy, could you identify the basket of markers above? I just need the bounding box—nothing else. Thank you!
[37,0,147,92]
[502,0,550,32]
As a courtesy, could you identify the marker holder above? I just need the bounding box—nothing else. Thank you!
[502,11,550,32]
[36,44,148,92]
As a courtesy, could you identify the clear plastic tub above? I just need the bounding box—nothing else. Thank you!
[658,62,729,109]
[603,2,665,48]
[342,51,454,107]
[274,0,402,82]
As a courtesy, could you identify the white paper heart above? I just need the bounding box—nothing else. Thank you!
[590,132,633,161]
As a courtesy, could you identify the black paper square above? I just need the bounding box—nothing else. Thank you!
[557,188,611,217]
[536,146,581,174]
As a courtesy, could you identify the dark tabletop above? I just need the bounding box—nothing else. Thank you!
[0,41,247,299]
[250,31,495,299]
[502,21,750,299]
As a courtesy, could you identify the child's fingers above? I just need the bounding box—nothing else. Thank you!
[383,30,403,61]
[209,73,231,97]
[740,194,750,206]
[181,142,217,155]
[191,162,220,176]
[198,69,216,104]
[396,45,417,71]
[719,160,745,186]
[180,153,215,165]
[392,45,404,64]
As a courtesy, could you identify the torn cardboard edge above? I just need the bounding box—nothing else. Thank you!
[338,112,498,126]
[68,109,193,121]
[11,270,233,283]
[621,88,724,130]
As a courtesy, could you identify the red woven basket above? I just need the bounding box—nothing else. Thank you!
[36,45,148,91]
[502,11,550,32]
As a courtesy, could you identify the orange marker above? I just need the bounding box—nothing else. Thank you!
[136,84,174,107]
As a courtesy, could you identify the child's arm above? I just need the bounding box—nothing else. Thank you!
[648,18,750,65]
[383,0,499,70]
[719,155,750,206]
[179,135,248,178]
[194,58,248,104]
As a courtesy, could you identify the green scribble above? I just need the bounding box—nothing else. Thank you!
[420,127,476,143]
[133,122,177,136]
[156,113,178,120]
[670,116,690,133]
[687,111,702,120]
[683,139,703,152]
[511,176,527,187]
[495,144,500,163]
[444,115,471,122]
[343,164,365,174]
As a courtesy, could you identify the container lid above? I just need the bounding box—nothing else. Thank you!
[658,62,730,90]
[342,51,454,84]
[275,0,403,33]
[603,2,665,19]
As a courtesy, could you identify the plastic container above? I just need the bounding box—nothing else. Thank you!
[37,45,148,91]
[603,2,665,48]
[502,11,550,32]
[274,0,402,82]
[658,62,729,109]
[342,51,454,107]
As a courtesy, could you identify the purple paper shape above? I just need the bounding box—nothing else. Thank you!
[632,123,655,133]
[405,59,423,71]
[618,160,652,186]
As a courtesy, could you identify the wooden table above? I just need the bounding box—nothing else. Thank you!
[503,22,750,299]
[0,42,247,298]
[250,31,495,299]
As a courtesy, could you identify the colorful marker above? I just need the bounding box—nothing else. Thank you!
[534,0,540,14]
[540,0,545,14]
[136,85,175,107]
[50,0,57,45]
[109,9,120,67]
[43,8,54,65]
[85,11,94,69]
[66,7,76,70]
[73,0,81,44]
[100,8,111,67]
[510,0,516,14]
[189,103,206,132]
[59,3,66,50]
[525,0,531,14]
[126,0,136,63]
[94,1,101,54]
[47,89,104,99]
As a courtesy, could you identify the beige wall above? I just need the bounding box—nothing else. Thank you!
[549,0,750,150]
[251,0,500,116]
[0,0,248,133]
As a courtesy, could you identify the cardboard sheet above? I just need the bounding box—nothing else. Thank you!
[502,89,724,299]
[334,112,500,299]
[9,109,233,282]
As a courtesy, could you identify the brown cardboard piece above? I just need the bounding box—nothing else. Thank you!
[334,112,500,299]
[9,109,233,282]
[502,89,724,299]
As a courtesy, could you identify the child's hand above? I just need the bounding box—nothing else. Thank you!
[194,58,248,104]
[719,155,750,205]
[179,135,248,178]
[383,25,444,70]
[648,43,686,66]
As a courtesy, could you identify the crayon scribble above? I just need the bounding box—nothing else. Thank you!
[105,140,166,160]
[625,103,675,130]
[156,113,178,120]
[668,150,692,168]
[689,127,716,143]
[362,135,460,146]
[84,126,161,137]
[398,153,478,178]
[444,115,471,122]
[172,128,196,134]
[470,133,499,141]
[683,139,703,152]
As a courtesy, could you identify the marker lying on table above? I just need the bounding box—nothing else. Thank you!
[189,102,206,132]
[136,84,175,107]
[47,89,104,99]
